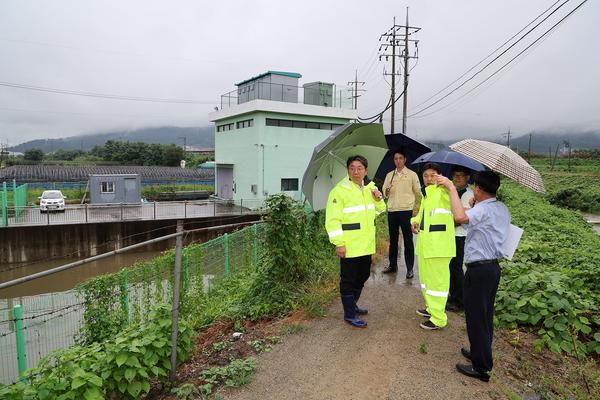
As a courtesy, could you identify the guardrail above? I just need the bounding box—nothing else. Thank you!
[1,198,265,228]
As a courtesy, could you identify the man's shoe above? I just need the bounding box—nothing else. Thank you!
[382,266,397,274]
[416,308,431,318]
[446,303,464,312]
[461,347,472,361]
[344,317,368,328]
[455,363,490,382]
[406,269,414,279]
[341,294,367,328]
[419,320,440,330]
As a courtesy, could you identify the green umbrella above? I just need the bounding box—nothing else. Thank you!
[302,122,388,211]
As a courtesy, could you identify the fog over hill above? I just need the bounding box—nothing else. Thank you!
[9,126,214,153]
[424,130,600,154]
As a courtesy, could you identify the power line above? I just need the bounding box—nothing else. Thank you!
[0,80,216,104]
[409,0,588,119]
[408,0,570,117]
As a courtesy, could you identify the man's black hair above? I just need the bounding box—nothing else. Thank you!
[473,171,500,195]
[346,155,368,168]
[421,162,441,174]
[452,166,471,176]
[392,149,407,159]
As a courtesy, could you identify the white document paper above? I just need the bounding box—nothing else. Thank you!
[502,224,524,261]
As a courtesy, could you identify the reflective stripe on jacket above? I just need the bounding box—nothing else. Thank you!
[411,185,456,258]
[325,177,387,258]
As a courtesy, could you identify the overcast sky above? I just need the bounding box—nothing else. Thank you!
[0,0,598,146]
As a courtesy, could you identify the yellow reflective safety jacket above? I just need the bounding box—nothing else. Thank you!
[411,185,456,259]
[325,177,387,258]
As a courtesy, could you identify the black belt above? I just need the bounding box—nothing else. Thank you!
[465,259,498,268]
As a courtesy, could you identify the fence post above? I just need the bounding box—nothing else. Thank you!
[1,181,7,227]
[14,304,27,380]
[252,224,258,267]
[183,252,189,291]
[184,201,187,219]
[240,199,243,215]
[153,201,157,220]
[85,203,88,223]
[224,232,229,277]
[213,199,216,216]
[120,203,124,221]
[47,206,50,225]
[169,220,184,381]
[122,274,129,322]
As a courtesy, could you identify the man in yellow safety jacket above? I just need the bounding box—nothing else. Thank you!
[325,155,386,328]
[411,162,456,330]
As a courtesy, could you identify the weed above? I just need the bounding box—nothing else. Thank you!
[199,358,257,396]
[248,339,272,353]
[171,383,198,399]
[419,342,428,354]
[279,323,305,335]
[212,340,232,353]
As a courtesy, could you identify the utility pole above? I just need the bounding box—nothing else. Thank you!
[563,140,572,171]
[503,127,512,148]
[527,132,533,163]
[378,9,420,134]
[179,136,187,153]
[347,69,366,110]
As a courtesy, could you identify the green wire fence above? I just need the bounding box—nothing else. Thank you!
[0,223,264,385]
[1,180,28,226]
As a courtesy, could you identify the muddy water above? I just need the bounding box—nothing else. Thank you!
[583,212,600,234]
[0,249,164,299]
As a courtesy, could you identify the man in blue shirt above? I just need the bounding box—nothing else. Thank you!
[436,171,510,382]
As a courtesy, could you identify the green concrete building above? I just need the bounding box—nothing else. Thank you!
[209,71,357,207]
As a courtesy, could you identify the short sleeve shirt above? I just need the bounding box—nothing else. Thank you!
[464,198,511,263]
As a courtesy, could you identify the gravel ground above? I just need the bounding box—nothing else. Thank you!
[224,258,499,400]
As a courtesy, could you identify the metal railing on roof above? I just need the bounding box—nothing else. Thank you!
[219,81,355,110]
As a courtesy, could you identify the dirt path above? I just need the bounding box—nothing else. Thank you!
[224,258,503,400]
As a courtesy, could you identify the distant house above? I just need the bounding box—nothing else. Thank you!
[89,174,141,204]
[209,71,356,204]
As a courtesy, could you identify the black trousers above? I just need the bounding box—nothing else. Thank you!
[448,236,466,307]
[340,255,372,297]
[387,210,414,270]
[464,261,501,373]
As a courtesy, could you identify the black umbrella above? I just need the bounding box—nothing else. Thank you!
[373,133,431,186]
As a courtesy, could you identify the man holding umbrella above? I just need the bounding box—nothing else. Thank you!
[325,155,386,328]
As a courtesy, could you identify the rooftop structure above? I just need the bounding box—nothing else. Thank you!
[209,71,357,206]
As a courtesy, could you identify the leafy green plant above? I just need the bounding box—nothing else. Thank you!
[171,383,199,399]
[212,340,232,352]
[0,304,193,399]
[198,357,256,396]
[495,181,600,356]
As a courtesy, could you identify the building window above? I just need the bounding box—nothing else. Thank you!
[281,178,299,191]
[217,123,234,132]
[236,119,254,129]
[266,118,343,130]
[101,181,115,193]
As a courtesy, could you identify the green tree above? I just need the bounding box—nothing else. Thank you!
[23,148,44,161]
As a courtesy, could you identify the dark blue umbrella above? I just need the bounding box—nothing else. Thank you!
[374,133,431,185]
[411,150,485,179]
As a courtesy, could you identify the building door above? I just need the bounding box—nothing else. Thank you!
[216,165,233,199]
[124,178,138,203]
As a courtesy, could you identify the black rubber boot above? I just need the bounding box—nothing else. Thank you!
[341,294,367,328]
[353,289,368,315]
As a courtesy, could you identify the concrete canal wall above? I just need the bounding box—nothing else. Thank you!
[0,215,260,264]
